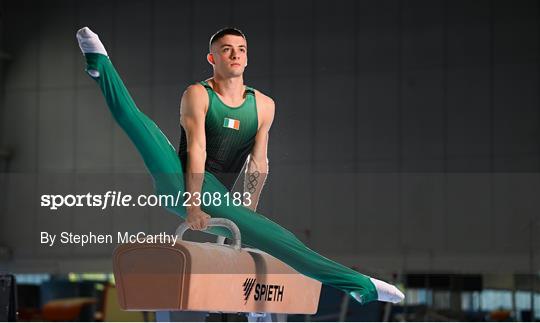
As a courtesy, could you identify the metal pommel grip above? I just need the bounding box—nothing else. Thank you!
[175,218,242,250]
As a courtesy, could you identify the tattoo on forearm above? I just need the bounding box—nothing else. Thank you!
[246,171,260,194]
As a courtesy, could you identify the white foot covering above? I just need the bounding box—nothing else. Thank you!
[76,27,108,56]
[369,277,405,303]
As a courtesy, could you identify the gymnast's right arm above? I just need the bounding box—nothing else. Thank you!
[180,85,211,230]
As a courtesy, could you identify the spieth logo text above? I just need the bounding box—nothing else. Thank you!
[243,278,285,303]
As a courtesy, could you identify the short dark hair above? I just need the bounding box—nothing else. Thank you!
[209,27,247,51]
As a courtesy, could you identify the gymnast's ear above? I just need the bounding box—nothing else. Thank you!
[207,53,215,66]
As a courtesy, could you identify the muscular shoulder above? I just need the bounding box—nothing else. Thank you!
[254,89,275,109]
[181,83,209,114]
[254,89,275,115]
[183,83,208,103]
[254,89,275,129]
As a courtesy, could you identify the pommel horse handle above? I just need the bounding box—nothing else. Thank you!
[175,218,242,250]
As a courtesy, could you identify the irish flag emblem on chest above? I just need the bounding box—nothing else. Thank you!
[223,117,240,130]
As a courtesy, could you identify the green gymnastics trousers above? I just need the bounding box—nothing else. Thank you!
[83,53,378,304]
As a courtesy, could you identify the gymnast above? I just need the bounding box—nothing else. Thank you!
[76,26,404,305]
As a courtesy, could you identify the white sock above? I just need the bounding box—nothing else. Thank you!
[76,27,108,56]
[369,277,405,303]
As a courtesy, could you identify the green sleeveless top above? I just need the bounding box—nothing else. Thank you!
[178,81,259,190]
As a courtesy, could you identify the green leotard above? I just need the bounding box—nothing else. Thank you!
[83,53,378,304]
[178,81,258,191]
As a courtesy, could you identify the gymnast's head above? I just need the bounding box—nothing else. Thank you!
[207,27,248,78]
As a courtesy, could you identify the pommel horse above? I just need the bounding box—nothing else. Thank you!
[113,218,322,321]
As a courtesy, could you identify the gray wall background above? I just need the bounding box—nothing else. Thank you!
[0,0,539,275]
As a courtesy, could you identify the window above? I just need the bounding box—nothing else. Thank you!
[14,273,50,285]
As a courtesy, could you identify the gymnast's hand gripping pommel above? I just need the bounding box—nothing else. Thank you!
[75,26,404,305]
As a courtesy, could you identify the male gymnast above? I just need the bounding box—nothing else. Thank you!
[177,28,273,231]
[76,26,404,305]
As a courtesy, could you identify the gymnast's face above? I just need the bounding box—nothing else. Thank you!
[208,35,248,78]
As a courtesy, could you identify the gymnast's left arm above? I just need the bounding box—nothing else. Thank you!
[244,95,275,211]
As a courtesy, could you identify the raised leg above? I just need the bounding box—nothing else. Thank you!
[76,27,404,305]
